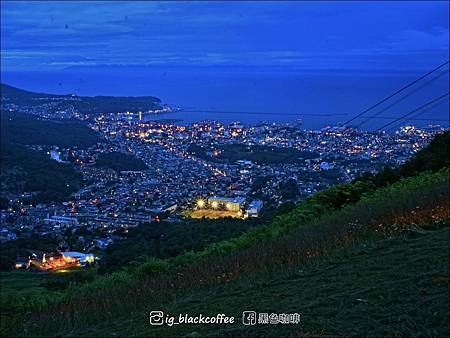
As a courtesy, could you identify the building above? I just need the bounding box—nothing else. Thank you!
[62,252,95,266]
[246,199,264,218]
[208,196,246,212]
[44,215,78,228]
[30,251,95,270]
[0,228,17,243]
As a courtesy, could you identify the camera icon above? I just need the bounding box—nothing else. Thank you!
[242,311,257,325]
[149,311,164,325]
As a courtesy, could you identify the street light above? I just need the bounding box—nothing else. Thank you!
[197,199,205,208]
[211,201,219,209]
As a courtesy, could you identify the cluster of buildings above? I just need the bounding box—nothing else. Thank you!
[0,106,446,268]
[91,116,444,207]
[16,250,95,271]
[191,196,263,219]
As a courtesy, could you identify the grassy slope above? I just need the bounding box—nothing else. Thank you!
[4,170,447,337]
[0,272,52,302]
[1,133,448,336]
[58,227,450,337]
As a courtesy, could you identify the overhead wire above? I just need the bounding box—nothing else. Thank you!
[344,60,449,125]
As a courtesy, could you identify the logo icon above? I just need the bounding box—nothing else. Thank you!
[242,311,257,325]
[149,311,164,325]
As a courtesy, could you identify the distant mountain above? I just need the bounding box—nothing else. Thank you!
[0,83,162,113]
[1,83,61,99]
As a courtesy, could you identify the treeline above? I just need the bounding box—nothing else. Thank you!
[187,143,318,164]
[1,111,100,148]
[99,217,263,273]
[0,111,96,205]
[0,236,59,270]
[0,142,83,204]
[94,152,147,172]
[355,130,449,187]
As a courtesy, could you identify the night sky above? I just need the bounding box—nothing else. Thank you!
[1,1,448,72]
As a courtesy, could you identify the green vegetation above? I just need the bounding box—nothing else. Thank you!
[2,169,447,337]
[99,217,263,273]
[1,111,100,148]
[188,143,318,164]
[1,132,448,336]
[0,236,59,270]
[1,83,162,113]
[114,228,449,337]
[94,152,147,171]
[0,271,63,318]
[0,111,99,204]
[0,142,83,204]
[0,268,98,331]
[278,178,300,199]
[356,131,450,187]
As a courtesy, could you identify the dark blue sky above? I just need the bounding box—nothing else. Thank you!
[1,1,448,73]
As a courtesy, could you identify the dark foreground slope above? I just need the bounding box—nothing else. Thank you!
[2,169,448,337]
[1,133,448,337]
[90,227,449,337]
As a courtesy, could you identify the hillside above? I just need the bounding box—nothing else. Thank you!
[94,152,147,172]
[1,111,100,148]
[1,132,448,337]
[1,83,162,113]
[0,112,97,203]
[0,142,83,203]
[78,227,450,337]
[1,168,448,337]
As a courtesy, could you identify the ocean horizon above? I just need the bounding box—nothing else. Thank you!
[2,68,448,130]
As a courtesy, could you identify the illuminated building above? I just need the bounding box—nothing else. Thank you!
[30,251,95,271]
[246,199,264,218]
[208,196,245,212]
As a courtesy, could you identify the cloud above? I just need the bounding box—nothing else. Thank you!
[387,27,449,51]
[1,1,448,72]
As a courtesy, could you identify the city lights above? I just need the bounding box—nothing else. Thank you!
[197,199,205,208]
[211,201,219,209]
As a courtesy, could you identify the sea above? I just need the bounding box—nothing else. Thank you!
[2,68,448,130]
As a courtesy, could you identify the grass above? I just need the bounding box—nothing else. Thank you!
[2,170,448,337]
[0,271,53,302]
[188,209,243,219]
[0,271,64,335]
[2,172,448,336]
[36,227,450,337]
[0,268,98,333]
